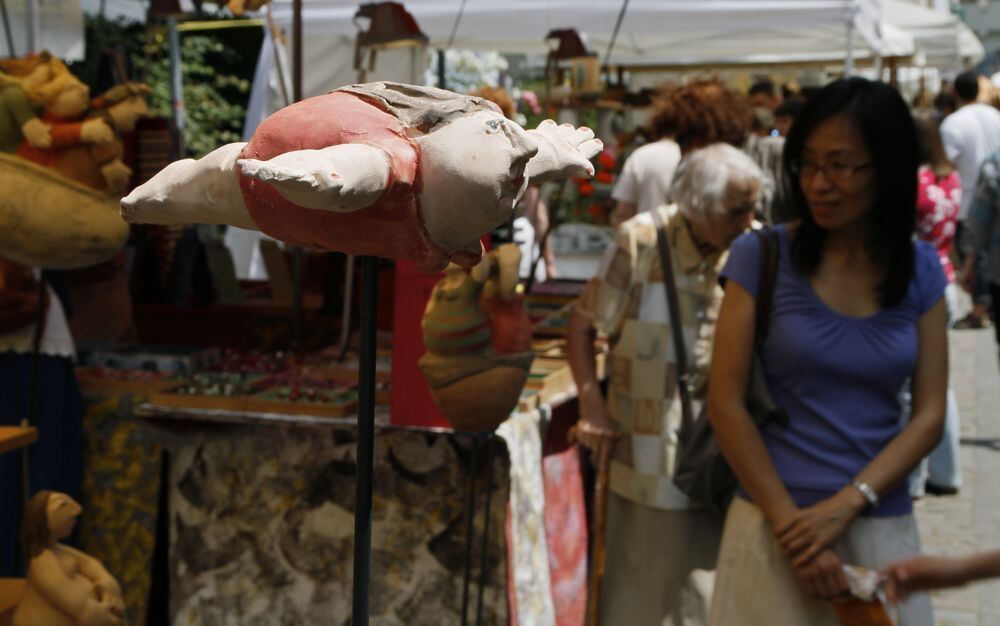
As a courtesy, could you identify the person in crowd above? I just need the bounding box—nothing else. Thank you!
[569,143,763,626]
[749,79,782,112]
[610,104,682,225]
[750,107,775,137]
[0,260,83,576]
[611,78,750,226]
[774,97,805,138]
[960,149,1000,356]
[910,114,963,497]
[941,71,1000,328]
[707,77,946,626]
[882,549,1000,603]
[934,88,957,121]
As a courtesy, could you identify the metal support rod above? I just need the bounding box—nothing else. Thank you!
[460,436,481,626]
[291,247,305,346]
[352,256,379,625]
[436,48,447,90]
[337,255,355,360]
[18,277,47,572]
[475,435,496,626]
[167,17,185,160]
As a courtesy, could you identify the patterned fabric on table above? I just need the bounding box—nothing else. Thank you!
[575,205,726,511]
[965,151,1000,287]
[77,393,161,626]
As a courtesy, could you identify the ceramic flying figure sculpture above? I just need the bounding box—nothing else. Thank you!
[13,491,124,626]
[121,81,602,273]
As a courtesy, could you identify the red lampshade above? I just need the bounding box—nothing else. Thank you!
[147,0,183,18]
[545,29,595,60]
[354,2,428,49]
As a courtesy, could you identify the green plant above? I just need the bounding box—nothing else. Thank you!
[70,15,256,159]
[140,28,252,158]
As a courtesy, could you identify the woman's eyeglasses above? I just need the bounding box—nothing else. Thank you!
[789,159,873,185]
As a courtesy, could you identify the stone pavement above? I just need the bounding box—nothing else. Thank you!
[914,326,1000,626]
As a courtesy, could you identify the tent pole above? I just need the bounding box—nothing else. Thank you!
[25,0,38,53]
[0,0,15,57]
[168,16,185,160]
[602,0,631,74]
[290,0,304,346]
[845,18,855,77]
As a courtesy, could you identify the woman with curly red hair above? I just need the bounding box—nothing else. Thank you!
[612,78,752,225]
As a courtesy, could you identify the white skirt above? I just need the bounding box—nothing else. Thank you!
[709,497,933,626]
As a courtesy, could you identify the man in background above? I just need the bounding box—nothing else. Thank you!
[941,71,1000,328]
[748,79,782,112]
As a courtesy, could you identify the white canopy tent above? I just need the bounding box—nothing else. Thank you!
[883,0,985,68]
[264,0,897,98]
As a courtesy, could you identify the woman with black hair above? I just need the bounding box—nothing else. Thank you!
[707,78,946,625]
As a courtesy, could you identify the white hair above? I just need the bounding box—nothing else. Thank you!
[669,143,765,224]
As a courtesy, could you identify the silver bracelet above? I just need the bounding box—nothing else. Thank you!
[851,481,880,509]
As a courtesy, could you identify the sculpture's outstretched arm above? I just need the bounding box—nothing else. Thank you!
[121,143,393,227]
[236,143,391,212]
[121,142,255,228]
[524,120,603,185]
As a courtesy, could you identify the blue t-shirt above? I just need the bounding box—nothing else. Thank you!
[720,225,946,517]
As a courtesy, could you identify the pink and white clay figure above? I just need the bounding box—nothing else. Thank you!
[121,82,602,273]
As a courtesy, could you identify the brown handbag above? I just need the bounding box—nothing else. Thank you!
[651,213,786,513]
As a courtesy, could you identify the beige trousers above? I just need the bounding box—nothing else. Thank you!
[599,492,724,626]
[709,497,933,626]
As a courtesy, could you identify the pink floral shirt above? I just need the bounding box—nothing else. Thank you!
[916,165,961,284]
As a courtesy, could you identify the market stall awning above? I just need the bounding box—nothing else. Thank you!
[883,0,985,67]
[267,0,894,66]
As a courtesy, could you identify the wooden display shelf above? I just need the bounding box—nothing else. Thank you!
[0,578,25,626]
[149,390,365,419]
[0,426,38,455]
[78,376,179,397]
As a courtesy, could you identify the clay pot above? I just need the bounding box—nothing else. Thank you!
[419,351,534,432]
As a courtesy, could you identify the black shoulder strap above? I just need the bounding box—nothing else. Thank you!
[652,210,695,429]
[752,228,780,345]
[656,220,781,431]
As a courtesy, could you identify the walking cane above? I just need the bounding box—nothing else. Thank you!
[569,425,612,626]
[586,455,610,626]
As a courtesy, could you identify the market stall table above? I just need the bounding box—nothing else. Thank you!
[133,389,589,625]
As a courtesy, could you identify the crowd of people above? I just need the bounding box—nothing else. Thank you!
[567,70,1000,625]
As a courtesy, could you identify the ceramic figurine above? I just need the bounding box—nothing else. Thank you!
[121,81,602,273]
[50,82,150,195]
[0,53,115,155]
[13,491,124,626]
[0,53,130,269]
[419,243,535,431]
